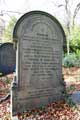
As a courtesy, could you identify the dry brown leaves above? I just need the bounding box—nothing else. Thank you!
[17,101,80,120]
[0,71,80,120]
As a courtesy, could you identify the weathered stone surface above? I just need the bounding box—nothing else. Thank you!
[12,11,66,115]
[0,43,16,75]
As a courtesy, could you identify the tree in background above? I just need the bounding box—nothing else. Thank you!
[70,25,80,53]
[57,0,80,55]
[3,16,17,42]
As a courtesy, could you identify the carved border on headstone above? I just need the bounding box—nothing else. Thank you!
[13,11,66,45]
[13,11,66,87]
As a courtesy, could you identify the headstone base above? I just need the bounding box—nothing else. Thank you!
[11,85,65,116]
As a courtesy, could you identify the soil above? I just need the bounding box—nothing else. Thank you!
[63,67,80,91]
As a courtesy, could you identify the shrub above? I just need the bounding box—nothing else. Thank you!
[74,50,80,67]
[63,54,77,67]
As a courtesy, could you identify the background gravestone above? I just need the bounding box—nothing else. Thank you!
[12,11,66,115]
[0,43,16,76]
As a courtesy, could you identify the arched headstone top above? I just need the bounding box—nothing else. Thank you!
[13,11,66,46]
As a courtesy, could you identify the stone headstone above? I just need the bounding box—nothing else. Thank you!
[70,91,80,104]
[0,43,16,76]
[12,11,66,115]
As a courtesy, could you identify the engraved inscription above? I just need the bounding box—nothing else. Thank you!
[20,34,61,89]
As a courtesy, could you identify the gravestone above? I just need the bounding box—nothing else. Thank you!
[0,43,16,76]
[12,11,66,115]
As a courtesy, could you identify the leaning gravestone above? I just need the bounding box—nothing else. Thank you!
[0,43,16,76]
[12,11,66,115]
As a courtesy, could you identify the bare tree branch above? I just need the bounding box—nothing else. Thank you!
[58,4,64,7]
[73,3,80,19]
[72,3,80,27]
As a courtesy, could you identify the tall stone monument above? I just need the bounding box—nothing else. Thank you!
[12,11,66,115]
